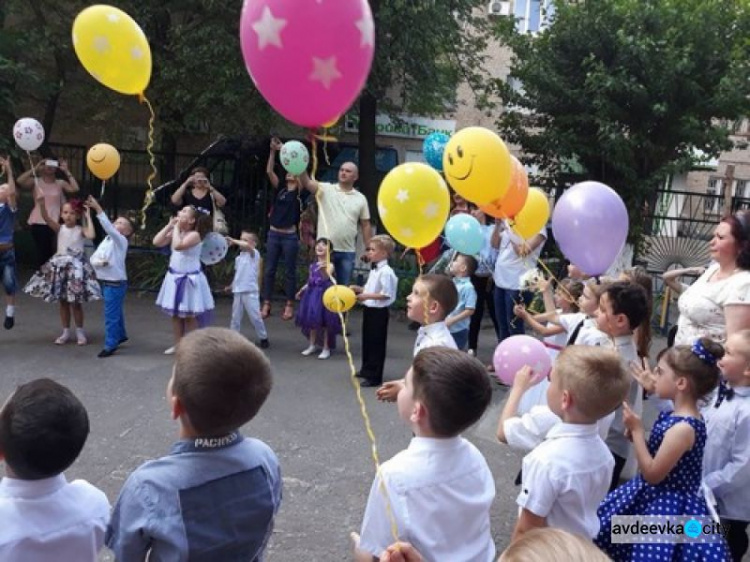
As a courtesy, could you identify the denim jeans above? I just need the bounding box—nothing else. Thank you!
[262,230,299,302]
[0,248,17,295]
[102,281,128,351]
[451,329,469,351]
[493,286,533,342]
[332,251,356,286]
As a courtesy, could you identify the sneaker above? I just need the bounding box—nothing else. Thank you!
[4,316,14,330]
[76,330,88,346]
[318,349,331,360]
[468,349,476,357]
[259,339,270,349]
[55,331,70,345]
[301,345,319,356]
[98,348,116,358]
[164,346,176,355]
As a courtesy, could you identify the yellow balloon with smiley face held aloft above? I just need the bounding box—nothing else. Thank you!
[442,127,512,205]
[87,143,121,181]
[323,285,357,313]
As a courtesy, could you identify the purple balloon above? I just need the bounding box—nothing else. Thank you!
[551,181,628,276]
[492,335,552,386]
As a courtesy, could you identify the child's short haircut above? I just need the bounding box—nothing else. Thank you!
[558,278,584,312]
[603,281,649,331]
[663,337,723,400]
[555,346,630,421]
[411,347,492,437]
[417,274,458,320]
[369,234,395,256]
[499,528,611,562]
[455,253,478,276]
[241,230,260,245]
[173,328,273,435]
[585,278,611,300]
[0,378,89,480]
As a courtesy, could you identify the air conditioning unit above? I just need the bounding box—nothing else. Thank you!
[488,0,512,17]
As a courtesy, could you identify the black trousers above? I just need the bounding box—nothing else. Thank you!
[468,274,499,352]
[30,224,57,269]
[609,452,627,492]
[721,518,749,562]
[359,307,390,384]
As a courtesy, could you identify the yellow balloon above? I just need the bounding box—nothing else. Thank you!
[87,143,121,181]
[442,127,512,205]
[72,5,152,95]
[323,285,357,313]
[510,188,550,240]
[377,163,450,248]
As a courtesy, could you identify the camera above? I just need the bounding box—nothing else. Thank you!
[45,159,59,168]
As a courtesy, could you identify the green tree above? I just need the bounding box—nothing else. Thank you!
[493,0,750,242]
[356,0,506,217]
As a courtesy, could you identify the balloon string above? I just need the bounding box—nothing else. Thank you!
[100,180,106,199]
[310,128,400,544]
[138,93,157,229]
[26,151,39,195]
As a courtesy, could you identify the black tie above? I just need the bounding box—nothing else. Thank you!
[371,263,377,270]
[715,380,735,408]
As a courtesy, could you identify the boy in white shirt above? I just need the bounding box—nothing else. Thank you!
[354,347,495,561]
[351,235,399,387]
[86,196,133,358]
[376,273,458,402]
[0,379,110,560]
[225,230,269,348]
[446,253,478,350]
[509,346,630,540]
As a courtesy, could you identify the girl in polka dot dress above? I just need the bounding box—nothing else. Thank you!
[595,337,730,561]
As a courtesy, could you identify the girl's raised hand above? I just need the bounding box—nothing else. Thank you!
[513,365,539,391]
[630,361,656,395]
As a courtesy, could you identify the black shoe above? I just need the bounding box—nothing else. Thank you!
[259,339,270,349]
[359,379,381,387]
[355,372,367,379]
[4,316,14,330]
[97,348,116,358]
[118,337,129,345]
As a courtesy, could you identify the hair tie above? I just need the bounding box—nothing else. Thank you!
[691,339,717,366]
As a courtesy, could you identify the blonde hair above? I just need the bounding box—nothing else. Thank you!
[555,346,630,421]
[500,528,611,562]
[369,234,395,256]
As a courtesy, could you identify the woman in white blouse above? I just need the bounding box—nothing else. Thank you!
[674,211,750,346]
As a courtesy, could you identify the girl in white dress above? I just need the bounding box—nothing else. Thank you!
[153,205,214,354]
[24,196,100,344]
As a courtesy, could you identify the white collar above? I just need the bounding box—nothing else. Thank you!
[418,321,448,336]
[0,473,67,498]
[408,435,463,452]
[545,422,599,440]
[373,260,388,270]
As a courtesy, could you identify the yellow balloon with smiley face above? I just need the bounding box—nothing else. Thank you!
[323,284,357,313]
[442,127,512,205]
[87,143,121,181]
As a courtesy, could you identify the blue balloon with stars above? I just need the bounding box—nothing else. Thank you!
[445,213,483,256]
[423,132,450,172]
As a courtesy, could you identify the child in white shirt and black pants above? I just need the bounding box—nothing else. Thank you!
[226,231,269,348]
[351,235,398,387]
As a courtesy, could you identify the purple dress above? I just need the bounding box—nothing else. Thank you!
[296,262,341,349]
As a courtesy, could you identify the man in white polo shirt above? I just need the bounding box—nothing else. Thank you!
[300,162,371,285]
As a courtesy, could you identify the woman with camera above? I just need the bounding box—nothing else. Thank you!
[170,166,226,216]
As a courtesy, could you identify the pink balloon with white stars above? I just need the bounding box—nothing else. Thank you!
[239,0,375,127]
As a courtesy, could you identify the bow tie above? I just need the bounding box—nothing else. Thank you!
[371,262,378,270]
[715,380,735,408]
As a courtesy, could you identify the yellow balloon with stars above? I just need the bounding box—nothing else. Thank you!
[323,285,357,313]
[72,5,152,96]
[378,163,450,249]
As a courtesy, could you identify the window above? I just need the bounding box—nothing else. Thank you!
[513,0,555,34]
[705,177,723,215]
[734,179,749,199]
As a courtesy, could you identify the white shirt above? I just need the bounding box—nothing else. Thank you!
[701,385,750,520]
[604,335,643,460]
[232,250,261,293]
[492,223,547,290]
[0,474,110,561]
[315,182,370,253]
[361,260,398,308]
[504,405,614,452]
[359,436,495,562]
[557,313,609,347]
[413,321,458,356]
[90,212,128,281]
[517,422,613,539]
[676,263,750,346]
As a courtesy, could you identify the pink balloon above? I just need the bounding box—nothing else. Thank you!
[239,0,375,127]
[492,335,552,386]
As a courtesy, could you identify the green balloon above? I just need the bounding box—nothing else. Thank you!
[280,141,309,175]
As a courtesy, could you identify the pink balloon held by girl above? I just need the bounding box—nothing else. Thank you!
[23,197,101,345]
